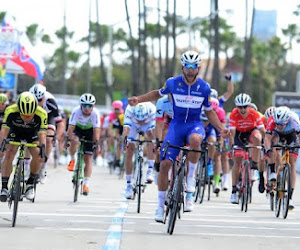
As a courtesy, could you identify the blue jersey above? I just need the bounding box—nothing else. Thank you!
[218,96,226,109]
[159,75,212,123]
[156,96,173,119]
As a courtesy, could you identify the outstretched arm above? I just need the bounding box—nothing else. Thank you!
[128,90,161,106]
[222,74,234,101]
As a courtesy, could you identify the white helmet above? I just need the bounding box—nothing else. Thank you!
[264,106,276,120]
[29,83,46,100]
[133,103,149,121]
[234,93,251,107]
[80,93,96,105]
[274,106,290,124]
[249,103,258,111]
[180,50,201,66]
[210,89,218,98]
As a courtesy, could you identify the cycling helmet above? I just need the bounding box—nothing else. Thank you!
[234,93,251,106]
[80,93,96,105]
[249,103,258,111]
[29,83,46,100]
[200,111,208,122]
[264,106,276,120]
[210,89,218,98]
[180,50,201,66]
[133,103,149,121]
[112,100,123,109]
[210,97,219,110]
[0,93,8,103]
[17,91,37,115]
[274,106,290,124]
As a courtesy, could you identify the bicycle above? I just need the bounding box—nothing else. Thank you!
[162,141,202,235]
[66,137,95,202]
[0,139,45,227]
[124,133,154,213]
[47,134,58,168]
[232,145,262,212]
[270,143,300,219]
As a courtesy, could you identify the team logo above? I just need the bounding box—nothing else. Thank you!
[196,84,200,91]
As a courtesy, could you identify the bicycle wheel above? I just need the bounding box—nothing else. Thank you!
[282,164,291,219]
[73,155,82,202]
[207,175,212,201]
[275,172,282,217]
[137,159,143,213]
[168,167,184,235]
[195,160,206,203]
[11,161,23,227]
[244,163,250,212]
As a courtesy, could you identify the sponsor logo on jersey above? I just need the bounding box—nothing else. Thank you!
[173,94,204,109]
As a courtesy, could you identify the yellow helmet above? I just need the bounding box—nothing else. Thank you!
[0,93,7,103]
[17,91,38,115]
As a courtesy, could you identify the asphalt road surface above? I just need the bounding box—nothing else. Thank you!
[0,158,300,250]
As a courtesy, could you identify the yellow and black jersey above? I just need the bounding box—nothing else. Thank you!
[2,104,48,134]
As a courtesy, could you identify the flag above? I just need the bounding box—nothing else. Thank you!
[1,13,45,81]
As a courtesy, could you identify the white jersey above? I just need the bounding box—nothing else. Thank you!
[124,102,156,127]
[69,106,100,130]
[124,102,156,138]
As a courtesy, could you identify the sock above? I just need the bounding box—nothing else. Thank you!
[83,177,90,186]
[251,161,258,170]
[1,177,9,190]
[291,188,294,199]
[71,155,75,161]
[208,158,212,165]
[26,173,39,185]
[269,163,275,173]
[148,159,154,169]
[259,171,264,180]
[232,185,237,193]
[187,161,197,178]
[158,191,166,208]
[214,174,220,186]
[186,192,193,199]
[126,174,132,185]
[222,173,228,182]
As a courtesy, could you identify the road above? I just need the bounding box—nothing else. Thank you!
[0,158,300,250]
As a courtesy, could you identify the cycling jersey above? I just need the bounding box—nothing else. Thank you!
[156,96,173,120]
[229,107,264,133]
[204,123,217,140]
[215,107,226,125]
[41,91,63,129]
[218,96,227,109]
[2,104,48,142]
[266,111,300,135]
[69,106,101,130]
[159,75,212,123]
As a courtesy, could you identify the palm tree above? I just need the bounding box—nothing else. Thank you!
[211,0,220,90]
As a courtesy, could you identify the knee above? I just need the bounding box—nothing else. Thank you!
[160,160,171,175]
[189,135,201,148]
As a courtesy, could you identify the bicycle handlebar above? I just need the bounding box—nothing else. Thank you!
[162,141,204,160]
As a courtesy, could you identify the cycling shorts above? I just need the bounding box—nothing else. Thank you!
[161,121,205,162]
[127,122,155,142]
[73,127,94,155]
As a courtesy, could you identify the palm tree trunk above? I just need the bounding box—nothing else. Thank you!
[165,0,170,79]
[170,0,177,77]
[157,0,163,88]
[143,0,149,92]
[211,0,220,90]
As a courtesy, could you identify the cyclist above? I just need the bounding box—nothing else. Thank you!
[264,106,276,123]
[210,75,233,191]
[0,92,47,201]
[264,106,300,210]
[155,95,173,181]
[210,97,226,193]
[228,93,265,204]
[0,93,9,170]
[29,83,64,183]
[107,100,124,174]
[122,102,156,199]
[66,93,100,195]
[128,50,229,221]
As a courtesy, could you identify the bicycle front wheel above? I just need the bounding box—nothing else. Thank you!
[11,161,23,227]
[73,155,82,202]
[275,172,282,217]
[282,164,291,219]
[137,159,143,213]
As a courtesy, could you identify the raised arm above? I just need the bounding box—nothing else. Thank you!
[128,90,161,106]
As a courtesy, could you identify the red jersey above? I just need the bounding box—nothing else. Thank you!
[229,107,264,133]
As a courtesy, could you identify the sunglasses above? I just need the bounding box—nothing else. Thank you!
[238,105,248,109]
[275,122,287,126]
[82,104,93,108]
[184,63,198,69]
[114,108,120,112]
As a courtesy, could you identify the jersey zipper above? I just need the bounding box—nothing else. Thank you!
[184,85,191,123]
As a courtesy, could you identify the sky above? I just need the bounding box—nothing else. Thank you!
[1,0,300,67]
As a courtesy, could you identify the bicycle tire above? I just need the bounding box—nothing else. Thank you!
[73,154,82,202]
[194,162,200,202]
[137,159,143,213]
[244,162,250,212]
[282,164,291,219]
[240,166,246,212]
[11,161,23,227]
[275,173,282,217]
[168,166,184,235]
[207,175,212,201]
[196,160,206,203]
